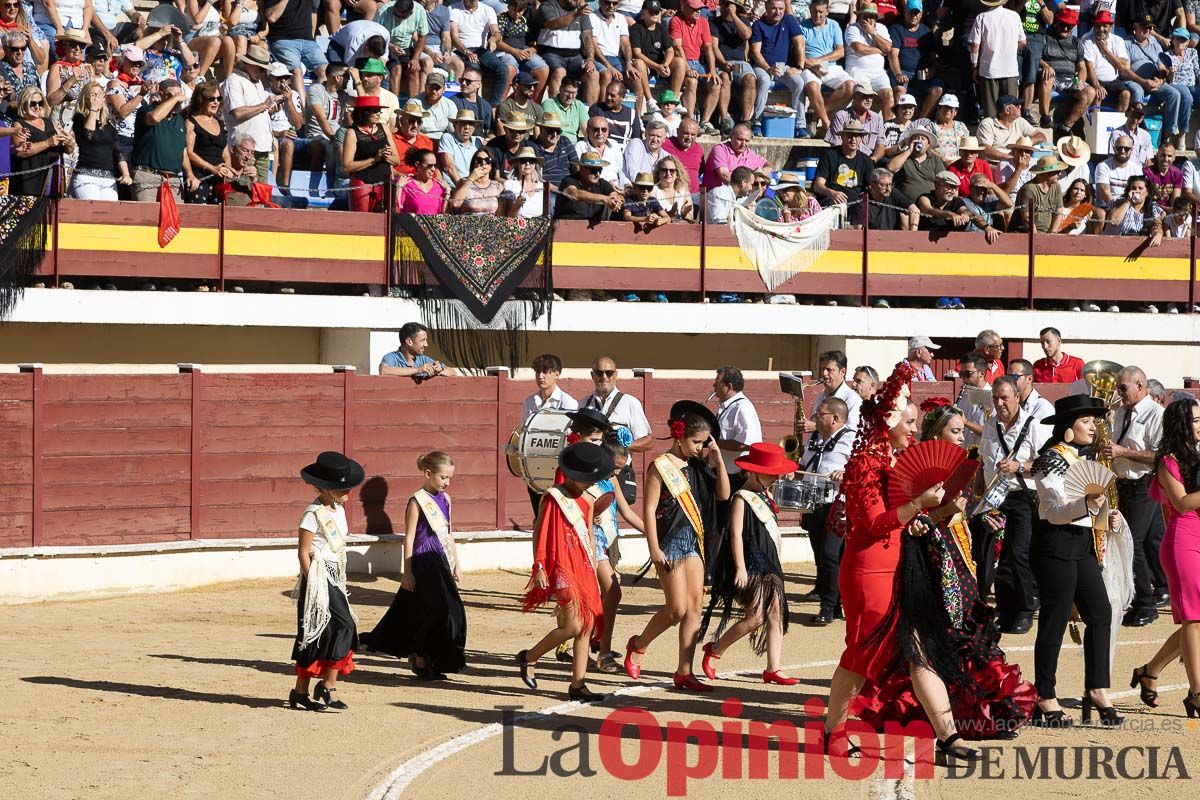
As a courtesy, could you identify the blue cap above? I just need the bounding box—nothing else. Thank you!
[906,0,923,10]
[1172,27,1191,39]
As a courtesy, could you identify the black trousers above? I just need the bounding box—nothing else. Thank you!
[528,487,542,516]
[995,490,1038,623]
[1148,504,1168,596]
[1032,549,1112,699]
[1118,477,1162,614]
[807,503,843,615]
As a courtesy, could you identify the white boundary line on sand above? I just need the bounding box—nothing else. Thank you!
[365,637,1183,800]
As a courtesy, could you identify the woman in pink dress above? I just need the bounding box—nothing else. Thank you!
[1138,397,1200,719]
[396,148,447,214]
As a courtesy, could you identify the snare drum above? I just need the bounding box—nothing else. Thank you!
[505,408,573,493]
[774,478,815,512]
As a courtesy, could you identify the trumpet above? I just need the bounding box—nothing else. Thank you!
[1084,359,1124,511]
[778,370,815,461]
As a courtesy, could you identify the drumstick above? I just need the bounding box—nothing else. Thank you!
[791,470,832,479]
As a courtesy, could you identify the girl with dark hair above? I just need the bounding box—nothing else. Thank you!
[1029,395,1125,727]
[852,398,1034,743]
[624,401,730,691]
[360,452,466,680]
[1136,397,1200,718]
[342,95,397,213]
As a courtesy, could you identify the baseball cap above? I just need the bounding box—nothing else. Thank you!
[906,0,923,10]
[515,72,538,86]
[997,94,1022,109]
[908,335,941,351]
[267,62,290,78]
[1055,7,1079,26]
[896,93,917,106]
[120,44,145,62]
[426,71,446,86]
[1093,10,1114,24]
[642,0,662,11]
[938,93,959,108]
[359,57,387,75]
[1173,27,1191,39]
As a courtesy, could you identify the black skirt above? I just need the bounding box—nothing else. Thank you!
[292,576,359,676]
[361,552,467,674]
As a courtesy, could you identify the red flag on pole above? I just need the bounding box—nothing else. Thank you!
[157,179,180,247]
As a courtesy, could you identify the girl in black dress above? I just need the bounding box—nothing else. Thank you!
[361,452,467,680]
[290,452,365,711]
[699,442,798,686]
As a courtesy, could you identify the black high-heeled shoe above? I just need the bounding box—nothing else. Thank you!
[820,729,862,758]
[1031,703,1073,728]
[516,649,537,690]
[1184,692,1200,718]
[1081,695,1122,726]
[935,733,980,766]
[288,688,325,711]
[1130,664,1160,708]
[313,681,348,709]
[568,683,607,704]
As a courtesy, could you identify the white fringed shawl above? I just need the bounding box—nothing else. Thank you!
[728,202,846,291]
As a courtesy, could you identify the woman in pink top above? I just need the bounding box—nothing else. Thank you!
[396,148,447,214]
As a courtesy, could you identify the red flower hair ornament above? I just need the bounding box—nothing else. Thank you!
[566,432,581,445]
[670,419,687,440]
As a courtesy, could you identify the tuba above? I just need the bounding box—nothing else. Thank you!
[1084,359,1124,510]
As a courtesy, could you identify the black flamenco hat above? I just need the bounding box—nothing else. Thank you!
[558,442,615,485]
[301,451,366,490]
[566,407,613,432]
[669,399,719,436]
[1041,394,1107,426]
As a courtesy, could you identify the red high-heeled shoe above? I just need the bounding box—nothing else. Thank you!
[673,672,715,692]
[701,642,720,680]
[762,670,799,686]
[624,635,646,680]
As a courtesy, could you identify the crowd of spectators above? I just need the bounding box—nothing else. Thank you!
[4,0,1200,243]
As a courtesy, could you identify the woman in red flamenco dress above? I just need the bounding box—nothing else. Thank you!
[823,363,991,763]
[853,399,1035,744]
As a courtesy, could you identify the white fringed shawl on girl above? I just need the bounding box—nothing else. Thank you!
[296,503,357,647]
[728,202,847,292]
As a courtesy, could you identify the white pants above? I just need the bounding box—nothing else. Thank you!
[849,67,892,93]
[70,172,119,201]
[802,63,853,89]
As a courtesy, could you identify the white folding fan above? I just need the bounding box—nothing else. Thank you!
[1062,460,1115,501]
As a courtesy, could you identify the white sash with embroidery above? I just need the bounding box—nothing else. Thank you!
[414,489,456,573]
[548,486,596,570]
[297,503,356,646]
[737,489,781,555]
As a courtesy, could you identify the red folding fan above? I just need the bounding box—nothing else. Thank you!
[887,440,973,508]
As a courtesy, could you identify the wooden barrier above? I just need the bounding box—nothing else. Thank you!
[6,369,1179,550]
[35,200,1200,306]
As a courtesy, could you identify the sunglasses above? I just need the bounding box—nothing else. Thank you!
[592,369,616,378]
[2,2,21,7]
[474,158,492,165]
[207,96,222,102]
[7,44,27,51]
[544,128,560,135]
[419,161,437,168]
[29,100,45,107]
[660,168,676,173]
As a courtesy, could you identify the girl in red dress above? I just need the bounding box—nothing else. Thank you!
[822,363,980,763]
[517,442,615,703]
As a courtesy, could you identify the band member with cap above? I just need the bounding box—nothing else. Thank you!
[518,442,616,703]
[805,349,862,433]
[624,400,730,692]
[290,451,366,712]
[360,451,466,681]
[699,442,798,686]
[980,374,1045,634]
[1109,366,1166,628]
[804,396,854,626]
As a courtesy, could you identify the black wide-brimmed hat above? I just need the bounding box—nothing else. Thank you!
[669,399,719,436]
[301,451,365,490]
[1041,395,1107,426]
[558,442,615,485]
[567,407,613,432]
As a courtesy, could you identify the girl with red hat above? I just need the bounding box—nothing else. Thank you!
[698,442,799,686]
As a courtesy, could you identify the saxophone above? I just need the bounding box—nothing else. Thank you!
[1084,359,1123,511]
[779,393,807,462]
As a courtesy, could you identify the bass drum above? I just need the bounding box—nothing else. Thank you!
[505,408,573,493]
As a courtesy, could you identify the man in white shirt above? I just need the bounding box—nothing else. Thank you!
[575,115,628,187]
[1107,365,1166,627]
[581,354,653,503]
[804,395,855,626]
[593,0,633,100]
[1081,10,1133,114]
[622,120,669,184]
[954,351,991,449]
[905,335,938,382]
[1094,134,1143,207]
[1106,103,1154,167]
[968,0,1025,119]
[449,0,508,106]
[803,349,862,434]
[706,164,755,223]
[520,352,579,512]
[979,375,1043,634]
[223,45,280,183]
[843,4,893,110]
[1007,358,1053,425]
[712,366,762,475]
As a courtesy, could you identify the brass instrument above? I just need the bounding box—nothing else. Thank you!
[1084,359,1124,511]
[778,370,815,461]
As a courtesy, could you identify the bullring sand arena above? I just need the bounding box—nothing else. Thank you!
[6,565,1199,800]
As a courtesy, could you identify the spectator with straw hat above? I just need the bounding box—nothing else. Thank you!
[1015,154,1067,233]
[948,135,992,196]
[437,107,483,184]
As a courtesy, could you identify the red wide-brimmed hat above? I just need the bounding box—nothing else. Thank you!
[735,442,798,476]
[354,95,384,110]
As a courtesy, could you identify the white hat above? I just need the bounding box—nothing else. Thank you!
[908,335,940,351]
[938,94,960,109]
[267,62,290,78]
[896,93,917,106]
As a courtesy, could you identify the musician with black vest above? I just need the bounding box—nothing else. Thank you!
[582,355,653,503]
[980,375,1046,635]
[804,396,855,627]
[1108,366,1165,628]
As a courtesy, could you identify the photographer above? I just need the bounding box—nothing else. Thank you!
[887,126,945,202]
[130,78,197,202]
[222,43,283,183]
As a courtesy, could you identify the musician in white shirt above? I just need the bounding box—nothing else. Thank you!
[1106,365,1165,626]
[713,366,762,476]
[521,353,580,420]
[955,352,991,448]
[803,349,862,435]
[581,355,653,450]
[804,396,856,627]
[980,375,1045,634]
[1008,358,1054,425]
